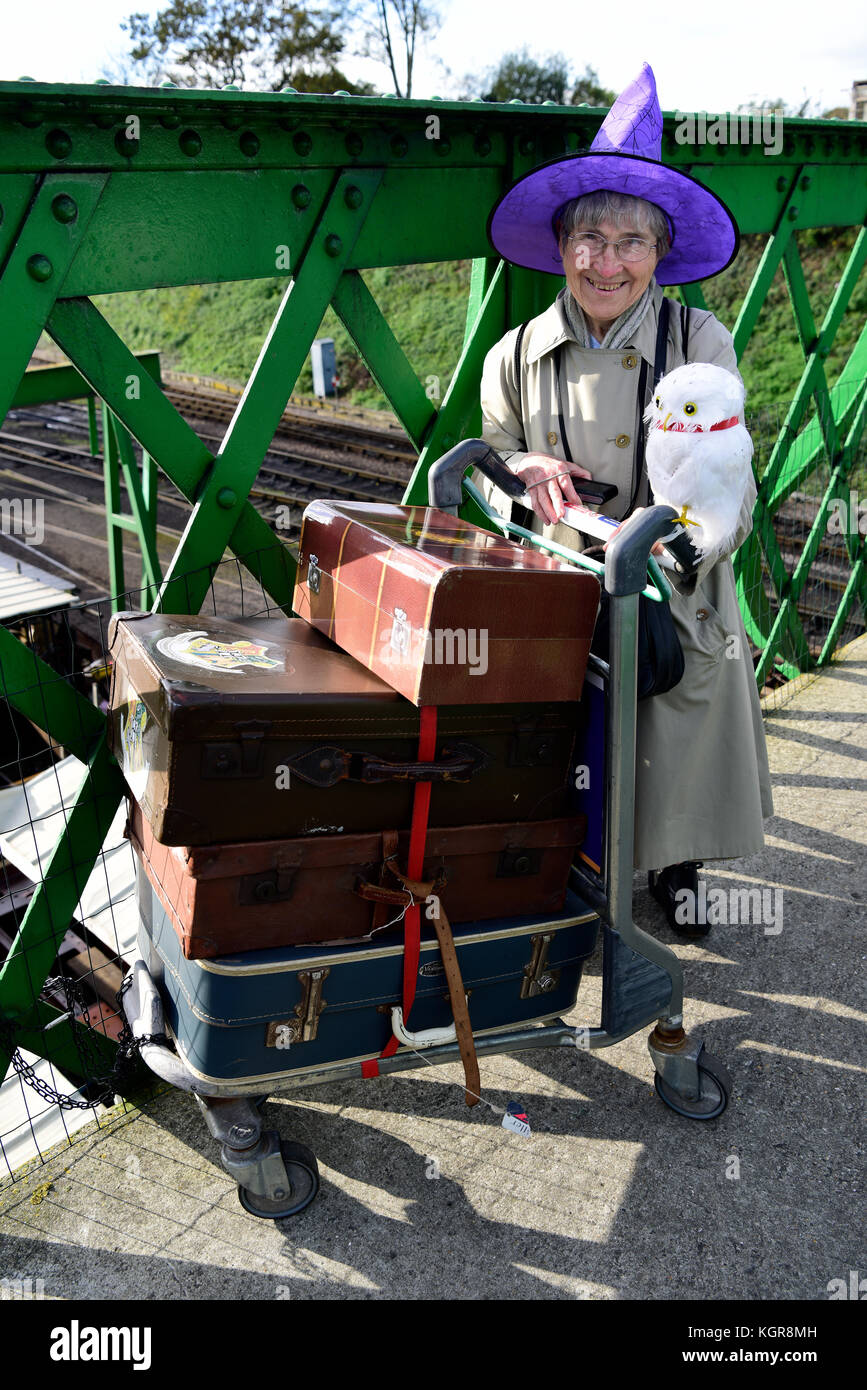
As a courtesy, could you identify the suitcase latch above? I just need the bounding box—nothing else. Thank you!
[202,731,265,779]
[307,553,321,595]
[239,868,296,906]
[509,723,557,767]
[520,933,560,998]
[497,847,542,878]
[265,967,329,1048]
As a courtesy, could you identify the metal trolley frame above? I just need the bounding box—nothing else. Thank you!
[123,440,732,1218]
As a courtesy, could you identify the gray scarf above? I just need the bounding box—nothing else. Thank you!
[561,279,657,350]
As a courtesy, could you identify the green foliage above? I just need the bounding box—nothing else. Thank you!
[123,0,373,92]
[464,51,615,107]
[95,232,865,427]
[96,260,472,409]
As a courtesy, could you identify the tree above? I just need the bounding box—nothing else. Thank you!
[350,0,442,98]
[123,0,373,92]
[463,50,615,107]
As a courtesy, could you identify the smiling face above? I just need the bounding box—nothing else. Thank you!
[560,217,659,341]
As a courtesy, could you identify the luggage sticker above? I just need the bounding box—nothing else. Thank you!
[154,631,283,672]
[120,692,151,799]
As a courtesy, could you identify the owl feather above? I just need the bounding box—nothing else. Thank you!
[644,363,753,558]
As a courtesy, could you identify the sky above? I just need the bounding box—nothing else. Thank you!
[1,0,865,114]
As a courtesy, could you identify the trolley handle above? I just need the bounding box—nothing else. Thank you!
[427,439,525,512]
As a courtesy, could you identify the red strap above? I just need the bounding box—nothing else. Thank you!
[365,706,438,1075]
[654,414,739,433]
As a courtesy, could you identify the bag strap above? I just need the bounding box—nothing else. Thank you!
[680,302,691,363]
[510,320,535,528]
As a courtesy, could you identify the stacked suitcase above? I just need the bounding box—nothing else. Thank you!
[110,502,602,1093]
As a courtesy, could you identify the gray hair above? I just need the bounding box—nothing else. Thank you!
[556,191,671,259]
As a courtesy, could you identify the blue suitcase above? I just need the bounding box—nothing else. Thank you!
[135,861,599,1094]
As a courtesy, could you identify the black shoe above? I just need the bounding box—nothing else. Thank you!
[648,861,710,936]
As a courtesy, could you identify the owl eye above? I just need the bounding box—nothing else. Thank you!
[683,402,697,415]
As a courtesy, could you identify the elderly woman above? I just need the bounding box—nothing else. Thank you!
[479,65,772,936]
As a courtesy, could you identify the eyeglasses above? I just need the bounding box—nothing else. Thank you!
[565,231,658,264]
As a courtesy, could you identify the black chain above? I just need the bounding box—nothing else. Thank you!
[0,970,169,1111]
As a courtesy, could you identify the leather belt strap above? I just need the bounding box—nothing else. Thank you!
[358,862,481,1107]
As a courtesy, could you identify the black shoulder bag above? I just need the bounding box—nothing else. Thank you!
[584,297,686,698]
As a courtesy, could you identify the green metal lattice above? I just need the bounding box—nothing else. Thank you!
[0,79,865,1097]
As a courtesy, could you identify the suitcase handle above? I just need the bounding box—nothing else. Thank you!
[285,742,488,788]
[391,1005,459,1049]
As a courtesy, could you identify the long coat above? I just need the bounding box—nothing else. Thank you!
[479,285,773,870]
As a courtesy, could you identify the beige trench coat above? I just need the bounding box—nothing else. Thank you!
[479,285,773,870]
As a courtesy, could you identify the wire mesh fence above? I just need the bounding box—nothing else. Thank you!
[0,549,294,1188]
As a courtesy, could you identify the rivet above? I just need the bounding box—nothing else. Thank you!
[180,129,202,156]
[45,128,71,159]
[281,86,298,94]
[344,185,363,209]
[27,254,53,282]
[240,130,259,157]
[435,138,451,156]
[324,233,343,257]
[390,135,408,157]
[93,110,115,130]
[291,184,311,209]
[800,175,811,189]
[216,487,237,508]
[519,137,534,155]
[442,433,455,448]
[474,135,491,156]
[345,132,363,156]
[160,112,181,129]
[293,131,312,156]
[221,112,243,130]
[18,76,36,82]
[788,206,799,220]
[159,79,178,88]
[334,90,351,98]
[16,102,42,129]
[51,194,78,223]
[776,175,787,192]
[115,128,139,157]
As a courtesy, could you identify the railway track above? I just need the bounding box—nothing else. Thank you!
[1,385,863,661]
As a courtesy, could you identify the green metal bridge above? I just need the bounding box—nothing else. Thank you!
[0,79,865,1121]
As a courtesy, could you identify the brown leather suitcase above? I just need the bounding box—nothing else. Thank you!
[292,501,600,704]
[108,613,582,846]
[128,799,587,958]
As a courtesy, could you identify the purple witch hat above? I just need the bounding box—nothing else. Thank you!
[487,64,738,285]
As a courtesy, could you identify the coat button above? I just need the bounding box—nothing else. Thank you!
[615,433,631,448]
[622,354,637,369]
[696,608,709,621]
[547,430,557,445]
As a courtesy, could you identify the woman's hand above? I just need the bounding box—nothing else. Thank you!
[509,454,593,526]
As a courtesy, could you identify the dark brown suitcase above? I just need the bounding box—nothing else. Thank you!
[108,614,582,846]
[292,501,600,704]
[128,799,587,958]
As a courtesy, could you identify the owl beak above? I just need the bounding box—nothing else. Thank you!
[662,411,672,432]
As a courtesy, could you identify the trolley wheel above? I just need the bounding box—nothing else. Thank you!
[654,1051,732,1121]
[237,1140,320,1220]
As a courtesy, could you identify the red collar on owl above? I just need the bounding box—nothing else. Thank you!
[654,415,740,434]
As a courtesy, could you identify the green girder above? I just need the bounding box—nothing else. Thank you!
[0,80,864,1088]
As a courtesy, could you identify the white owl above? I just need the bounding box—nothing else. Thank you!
[644,362,754,558]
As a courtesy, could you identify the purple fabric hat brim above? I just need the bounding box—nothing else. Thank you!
[487,152,739,285]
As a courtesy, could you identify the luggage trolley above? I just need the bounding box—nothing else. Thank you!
[123,439,732,1219]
